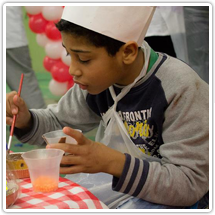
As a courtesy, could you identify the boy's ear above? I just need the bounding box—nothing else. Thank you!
[121,41,139,65]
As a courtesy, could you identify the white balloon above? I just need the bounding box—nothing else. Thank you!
[45,41,64,59]
[42,6,63,21]
[49,79,68,96]
[61,49,71,66]
[36,34,49,47]
[25,6,43,15]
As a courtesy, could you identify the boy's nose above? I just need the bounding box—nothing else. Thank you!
[69,65,82,77]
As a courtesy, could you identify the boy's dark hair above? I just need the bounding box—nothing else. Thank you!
[56,19,125,56]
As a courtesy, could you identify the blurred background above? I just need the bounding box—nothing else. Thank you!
[6,7,63,105]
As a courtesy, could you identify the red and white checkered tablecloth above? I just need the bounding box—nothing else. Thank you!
[9,177,108,209]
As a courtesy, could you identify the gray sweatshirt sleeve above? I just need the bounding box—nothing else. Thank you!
[112,57,209,206]
[14,84,101,145]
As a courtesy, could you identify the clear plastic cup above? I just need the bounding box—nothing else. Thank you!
[42,129,82,160]
[42,129,82,145]
[21,149,64,193]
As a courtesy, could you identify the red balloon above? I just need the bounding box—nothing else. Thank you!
[29,13,48,34]
[45,21,61,41]
[27,13,33,18]
[51,61,73,82]
[43,56,61,72]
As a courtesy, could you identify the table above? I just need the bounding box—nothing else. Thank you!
[9,177,108,209]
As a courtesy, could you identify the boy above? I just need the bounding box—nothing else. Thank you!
[6,6,209,209]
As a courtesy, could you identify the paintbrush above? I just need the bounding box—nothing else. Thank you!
[7,74,24,154]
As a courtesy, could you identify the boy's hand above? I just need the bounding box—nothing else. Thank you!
[6,91,32,130]
[46,127,126,178]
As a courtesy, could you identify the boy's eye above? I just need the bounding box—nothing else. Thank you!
[78,58,90,64]
[77,55,90,64]
[65,52,90,64]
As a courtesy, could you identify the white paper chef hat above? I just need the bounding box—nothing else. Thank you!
[61,6,156,46]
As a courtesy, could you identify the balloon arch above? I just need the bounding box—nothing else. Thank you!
[25,6,73,96]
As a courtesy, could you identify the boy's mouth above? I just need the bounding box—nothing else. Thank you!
[75,81,88,90]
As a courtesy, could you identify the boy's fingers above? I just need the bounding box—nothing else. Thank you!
[13,95,24,107]
[46,143,83,155]
[11,95,27,115]
[11,105,18,115]
[10,95,20,115]
[63,127,86,145]
[6,117,13,126]
[61,154,82,165]
[60,165,83,174]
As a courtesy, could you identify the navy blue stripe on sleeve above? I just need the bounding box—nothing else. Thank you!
[112,153,131,191]
[132,160,149,196]
[124,157,140,193]
[112,153,150,198]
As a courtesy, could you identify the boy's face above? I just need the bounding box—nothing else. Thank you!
[61,32,128,95]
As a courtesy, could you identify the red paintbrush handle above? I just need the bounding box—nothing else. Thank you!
[17,74,24,96]
[10,74,24,137]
